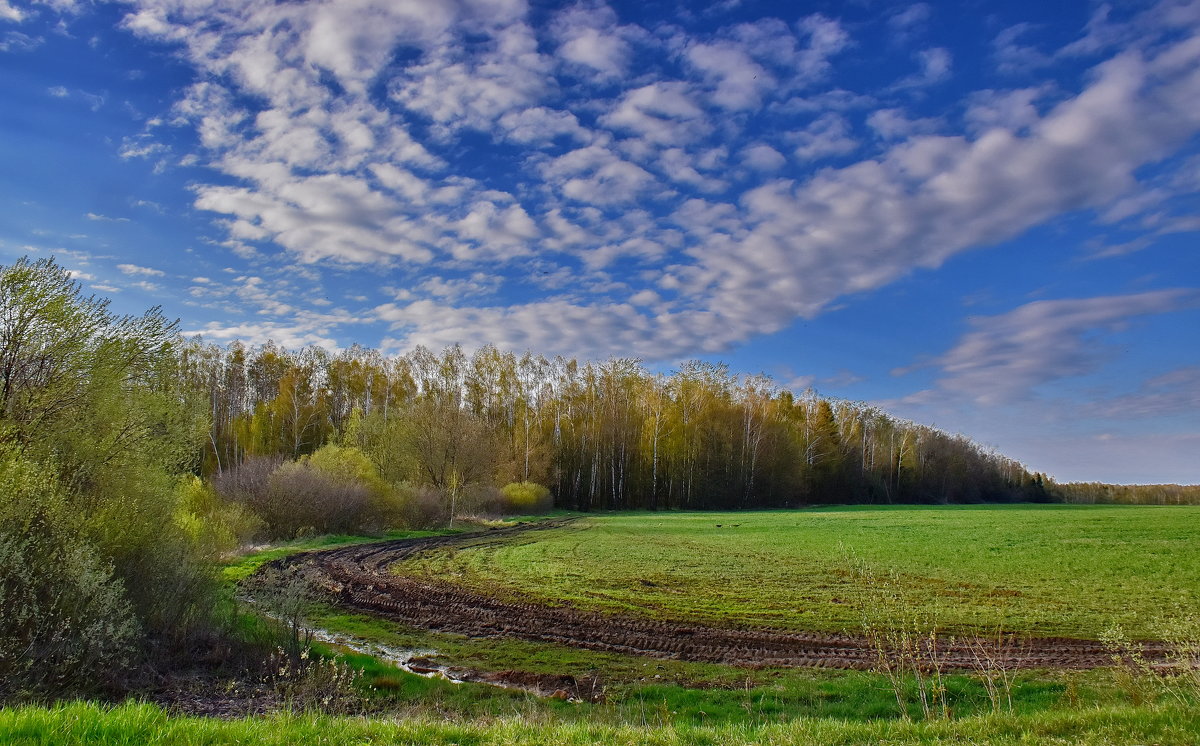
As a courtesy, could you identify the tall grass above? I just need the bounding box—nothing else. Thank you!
[3,701,1199,746]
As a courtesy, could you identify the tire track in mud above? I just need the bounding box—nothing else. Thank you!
[258,519,1169,672]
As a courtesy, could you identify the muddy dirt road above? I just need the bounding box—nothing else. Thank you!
[258,519,1166,671]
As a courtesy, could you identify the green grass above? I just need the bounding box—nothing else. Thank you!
[4,507,1198,744]
[307,602,1097,725]
[217,518,1130,728]
[219,506,1200,728]
[4,700,1199,745]
[394,505,1200,638]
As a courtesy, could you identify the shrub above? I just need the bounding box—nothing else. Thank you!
[212,455,285,512]
[500,481,554,514]
[304,444,385,494]
[460,483,506,516]
[176,475,264,554]
[215,448,405,538]
[0,450,139,698]
[394,483,449,529]
[264,461,373,538]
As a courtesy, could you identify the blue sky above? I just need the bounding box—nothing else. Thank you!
[2,0,1198,484]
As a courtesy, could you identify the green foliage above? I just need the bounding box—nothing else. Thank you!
[342,410,418,486]
[185,340,1046,513]
[501,482,553,513]
[1056,482,1200,505]
[0,448,139,697]
[0,256,213,690]
[175,475,263,555]
[304,444,383,491]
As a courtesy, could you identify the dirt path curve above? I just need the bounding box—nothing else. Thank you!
[260,519,1167,672]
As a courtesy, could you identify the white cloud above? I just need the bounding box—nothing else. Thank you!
[685,39,772,111]
[415,272,502,302]
[900,290,1199,405]
[1059,4,1128,58]
[498,106,591,145]
[117,263,164,276]
[48,85,105,110]
[119,135,168,159]
[1085,366,1200,419]
[85,212,129,222]
[389,21,552,135]
[887,3,931,43]
[374,298,658,358]
[541,143,658,205]
[894,47,952,88]
[993,23,1054,74]
[188,320,341,351]
[0,1,24,23]
[740,143,786,171]
[791,112,857,160]
[866,108,940,140]
[665,37,1200,356]
[550,3,634,79]
[795,14,851,81]
[964,86,1052,134]
[657,147,727,192]
[111,0,1200,365]
[0,30,41,52]
[452,200,539,259]
[601,82,708,146]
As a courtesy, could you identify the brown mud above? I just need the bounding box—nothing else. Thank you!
[258,519,1170,673]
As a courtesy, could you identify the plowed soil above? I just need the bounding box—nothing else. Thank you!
[259,520,1169,671]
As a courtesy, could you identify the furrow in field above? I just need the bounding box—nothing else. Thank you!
[258,520,1171,672]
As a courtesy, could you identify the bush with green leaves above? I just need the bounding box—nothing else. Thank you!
[0,448,139,698]
[0,256,214,691]
[215,445,400,538]
[175,475,264,555]
[500,481,553,513]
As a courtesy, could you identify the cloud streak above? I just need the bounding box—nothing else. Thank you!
[901,290,1200,405]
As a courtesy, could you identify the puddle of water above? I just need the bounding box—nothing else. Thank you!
[241,596,558,697]
[307,628,452,681]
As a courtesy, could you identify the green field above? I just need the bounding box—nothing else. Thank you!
[396,505,1200,638]
[6,505,1197,745]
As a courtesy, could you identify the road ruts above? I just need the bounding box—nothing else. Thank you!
[256,520,1170,671]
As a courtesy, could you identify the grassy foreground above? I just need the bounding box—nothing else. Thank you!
[397,505,1200,637]
[3,701,1200,746]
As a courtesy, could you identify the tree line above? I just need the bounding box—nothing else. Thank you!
[179,338,1051,513]
[1056,482,1200,505]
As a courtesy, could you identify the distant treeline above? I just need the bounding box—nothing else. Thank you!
[180,340,1051,510]
[1054,482,1200,505]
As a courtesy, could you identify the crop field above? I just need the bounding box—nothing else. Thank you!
[394,505,1200,639]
